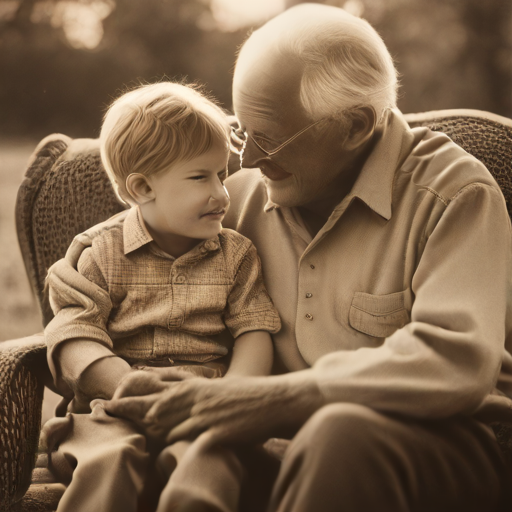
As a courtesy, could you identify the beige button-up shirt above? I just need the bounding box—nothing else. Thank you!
[223,109,512,418]
[45,206,281,387]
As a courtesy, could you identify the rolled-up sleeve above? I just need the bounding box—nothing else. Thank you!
[45,246,114,388]
[312,183,512,418]
[225,242,281,338]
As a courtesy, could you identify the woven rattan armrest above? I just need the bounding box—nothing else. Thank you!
[0,335,50,510]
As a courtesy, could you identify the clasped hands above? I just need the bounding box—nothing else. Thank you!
[93,368,324,446]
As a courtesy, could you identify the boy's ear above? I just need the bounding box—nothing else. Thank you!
[125,173,155,205]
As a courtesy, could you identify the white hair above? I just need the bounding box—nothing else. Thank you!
[249,4,399,123]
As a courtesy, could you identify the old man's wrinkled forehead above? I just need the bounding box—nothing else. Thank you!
[233,47,305,128]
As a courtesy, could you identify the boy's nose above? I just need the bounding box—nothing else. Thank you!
[211,181,230,207]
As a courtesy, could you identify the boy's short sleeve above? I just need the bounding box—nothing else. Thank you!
[45,247,114,384]
[224,242,281,338]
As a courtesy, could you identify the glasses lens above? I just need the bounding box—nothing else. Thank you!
[250,135,277,153]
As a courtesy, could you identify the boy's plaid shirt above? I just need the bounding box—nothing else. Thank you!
[45,206,281,381]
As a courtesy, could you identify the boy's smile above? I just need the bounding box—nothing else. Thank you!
[137,141,230,258]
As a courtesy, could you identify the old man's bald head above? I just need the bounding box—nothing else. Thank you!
[234,3,398,125]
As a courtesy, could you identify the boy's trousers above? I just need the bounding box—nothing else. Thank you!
[42,402,511,512]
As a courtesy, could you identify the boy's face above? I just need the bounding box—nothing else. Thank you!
[146,142,230,245]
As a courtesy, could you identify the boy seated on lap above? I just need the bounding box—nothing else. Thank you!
[42,82,281,512]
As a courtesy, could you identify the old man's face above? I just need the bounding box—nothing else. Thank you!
[233,50,352,209]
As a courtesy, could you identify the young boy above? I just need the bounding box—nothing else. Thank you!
[43,82,281,512]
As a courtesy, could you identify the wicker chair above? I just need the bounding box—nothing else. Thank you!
[1,109,512,511]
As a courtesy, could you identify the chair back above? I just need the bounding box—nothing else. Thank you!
[15,135,125,326]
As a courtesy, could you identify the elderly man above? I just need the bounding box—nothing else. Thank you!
[93,4,512,511]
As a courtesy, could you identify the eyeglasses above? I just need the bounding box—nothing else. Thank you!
[231,118,325,158]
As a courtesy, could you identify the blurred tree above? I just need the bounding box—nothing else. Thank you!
[8,0,37,28]
[0,0,246,139]
[457,0,512,116]
[0,0,510,141]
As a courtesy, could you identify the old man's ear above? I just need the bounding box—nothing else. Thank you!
[125,173,156,205]
[343,106,377,151]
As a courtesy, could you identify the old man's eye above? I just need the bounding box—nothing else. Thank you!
[252,134,277,152]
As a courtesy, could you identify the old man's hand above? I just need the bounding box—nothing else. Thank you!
[103,371,324,445]
[93,367,194,421]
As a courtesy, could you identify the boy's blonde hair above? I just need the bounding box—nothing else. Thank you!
[100,82,230,202]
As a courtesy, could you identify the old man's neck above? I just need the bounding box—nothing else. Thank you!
[297,181,353,238]
[297,133,377,237]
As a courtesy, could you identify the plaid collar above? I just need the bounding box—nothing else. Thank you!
[123,205,221,258]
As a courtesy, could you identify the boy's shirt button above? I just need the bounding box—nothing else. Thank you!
[176,275,186,283]
[204,240,218,251]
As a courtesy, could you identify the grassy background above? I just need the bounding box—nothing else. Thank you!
[0,140,42,340]
[0,140,60,422]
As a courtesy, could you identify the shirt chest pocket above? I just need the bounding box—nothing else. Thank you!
[349,289,410,338]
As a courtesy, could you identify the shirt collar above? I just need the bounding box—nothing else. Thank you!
[123,205,154,255]
[264,109,415,221]
[123,205,222,258]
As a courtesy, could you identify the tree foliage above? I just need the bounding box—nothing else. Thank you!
[0,0,510,139]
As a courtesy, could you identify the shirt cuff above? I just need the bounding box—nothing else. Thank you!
[228,311,282,339]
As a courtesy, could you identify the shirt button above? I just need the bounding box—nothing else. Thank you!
[310,264,315,269]
[204,240,218,251]
[306,293,312,298]
[176,275,186,283]
[305,313,313,320]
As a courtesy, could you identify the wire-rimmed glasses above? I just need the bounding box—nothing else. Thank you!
[230,118,325,158]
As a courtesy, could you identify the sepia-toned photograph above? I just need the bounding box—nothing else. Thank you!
[1,0,511,511]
